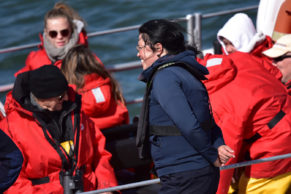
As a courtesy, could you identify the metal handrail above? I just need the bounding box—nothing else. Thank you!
[0,5,258,100]
[0,5,258,54]
[79,153,291,194]
[202,5,258,18]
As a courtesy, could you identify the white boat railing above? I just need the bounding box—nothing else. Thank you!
[0,5,258,104]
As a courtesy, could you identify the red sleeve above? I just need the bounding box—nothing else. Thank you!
[91,124,118,189]
[0,119,63,193]
[215,114,245,194]
[0,119,33,193]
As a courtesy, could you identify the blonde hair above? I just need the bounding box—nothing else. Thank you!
[61,45,126,104]
[44,2,86,31]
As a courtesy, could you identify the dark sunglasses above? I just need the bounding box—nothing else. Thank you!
[273,55,291,63]
[48,29,70,39]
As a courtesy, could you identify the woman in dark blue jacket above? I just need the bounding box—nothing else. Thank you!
[0,129,23,193]
[136,19,234,194]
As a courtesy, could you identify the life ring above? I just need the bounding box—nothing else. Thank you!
[256,0,285,37]
[272,0,291,41]
[0,101,6,120]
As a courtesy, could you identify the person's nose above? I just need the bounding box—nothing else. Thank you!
[56,32,64,39]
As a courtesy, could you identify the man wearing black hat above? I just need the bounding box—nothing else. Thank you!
[0,65,118,193]
[28,64,69,112]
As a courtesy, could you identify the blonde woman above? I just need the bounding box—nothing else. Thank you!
[15,2,102,76]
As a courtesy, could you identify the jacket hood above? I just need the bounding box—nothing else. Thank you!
[198,54,237,94]
[217,13,266,54]
[11,71,37,112]
[77,73,111,93]
[140,50,209,82]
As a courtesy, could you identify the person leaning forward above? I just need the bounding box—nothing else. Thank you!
[1,65,117,194]
[263,34,291,94]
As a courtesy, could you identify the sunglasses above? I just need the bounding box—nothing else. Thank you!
[48,29,70,39]
[273,55,291,63]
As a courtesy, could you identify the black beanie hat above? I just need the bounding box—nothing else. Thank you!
[29,65,68,99]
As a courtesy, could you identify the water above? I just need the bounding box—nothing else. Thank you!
[0,0,258,120]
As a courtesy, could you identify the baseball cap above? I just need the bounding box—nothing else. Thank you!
[263,34,291,58]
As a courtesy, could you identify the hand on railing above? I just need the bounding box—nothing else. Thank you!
[218,145,235,165]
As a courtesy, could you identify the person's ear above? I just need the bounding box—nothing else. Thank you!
[155,43,163,57]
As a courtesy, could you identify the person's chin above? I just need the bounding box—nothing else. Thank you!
[141,60,146,69]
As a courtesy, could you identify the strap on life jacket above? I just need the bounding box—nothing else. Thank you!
[149,118,215,136]
[31,95,82,185]
[30,176,50,185]
[137,61,209,159]
[69,94,81,175]
[245,110,285,144]
[150,125,181,136]
[267,110,285,129]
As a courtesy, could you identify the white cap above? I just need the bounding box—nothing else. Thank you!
[263,34,291,58]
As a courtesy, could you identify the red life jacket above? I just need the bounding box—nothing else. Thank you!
[1,88,118,193]
[198,52,291,194]
[74,73,129,130]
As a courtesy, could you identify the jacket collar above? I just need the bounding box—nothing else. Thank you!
[139,50,208,83]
